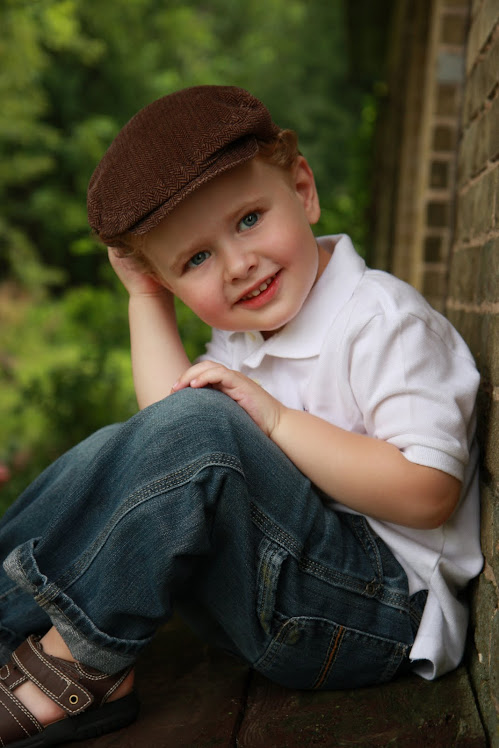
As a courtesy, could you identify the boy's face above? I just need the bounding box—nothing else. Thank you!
[144,155,328,336]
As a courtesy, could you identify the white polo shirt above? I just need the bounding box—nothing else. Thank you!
[200,234,482,679]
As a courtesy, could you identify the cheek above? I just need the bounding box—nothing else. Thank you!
[284,231,318,276]
[178,286,224,325]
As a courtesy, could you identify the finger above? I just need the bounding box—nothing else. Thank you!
[188,366,239,390]
[172,361,225,391]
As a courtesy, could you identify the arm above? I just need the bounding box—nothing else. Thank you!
[108,249,190,409]
[172,361,461,529]
[270,407,461,529]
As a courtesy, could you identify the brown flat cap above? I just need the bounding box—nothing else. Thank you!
[87,85,280,238]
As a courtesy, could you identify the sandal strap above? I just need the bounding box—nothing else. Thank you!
[0,636,135,746]
[0,680,42,744]
[12,636,94,715]
[2,635,132,716]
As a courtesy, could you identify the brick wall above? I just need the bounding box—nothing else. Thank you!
[370,0,498,739]
[421,0,469,311]
[446,0,499,739]
[369,0,469,313]
[369,0,433,279]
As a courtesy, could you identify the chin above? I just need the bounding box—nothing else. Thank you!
[261,312,300,337]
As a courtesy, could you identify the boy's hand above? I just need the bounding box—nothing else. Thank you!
[108,248,167,297]
[172,361,284,438]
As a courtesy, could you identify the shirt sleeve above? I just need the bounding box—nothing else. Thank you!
[348,311,480,481]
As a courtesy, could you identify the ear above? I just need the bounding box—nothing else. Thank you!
[292,156,321,225]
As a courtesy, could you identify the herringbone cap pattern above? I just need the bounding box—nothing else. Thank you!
[87,85,280,238]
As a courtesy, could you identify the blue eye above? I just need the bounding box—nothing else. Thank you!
[239,212,259,231]
[187,250,211,268]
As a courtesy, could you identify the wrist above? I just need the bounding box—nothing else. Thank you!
[128,288,175,311]
[267,402,289,442]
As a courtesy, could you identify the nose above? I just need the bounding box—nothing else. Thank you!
[223,244,258,282]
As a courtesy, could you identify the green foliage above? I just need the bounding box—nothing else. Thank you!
[175,299,211,363]
[0,0,392,512]
[17,350,135,448]
[0,349,135,513]
[0,0,386,285]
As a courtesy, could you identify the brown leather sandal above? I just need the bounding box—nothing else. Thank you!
[0,635,139,746]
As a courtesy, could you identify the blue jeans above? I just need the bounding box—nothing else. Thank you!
[0,389,426,689]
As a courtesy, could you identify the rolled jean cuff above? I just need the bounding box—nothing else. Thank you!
[4,540,146,674]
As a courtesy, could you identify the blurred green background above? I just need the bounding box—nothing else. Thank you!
[0,0,393,511]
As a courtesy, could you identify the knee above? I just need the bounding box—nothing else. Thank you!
[134,388,249,448]
[154,387,240,422]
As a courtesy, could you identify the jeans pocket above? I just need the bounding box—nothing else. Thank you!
[254,614,410,690]
[256,538,289,635]
[254,537,412,690]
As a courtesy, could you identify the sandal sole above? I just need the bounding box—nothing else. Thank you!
[9,692,140,747]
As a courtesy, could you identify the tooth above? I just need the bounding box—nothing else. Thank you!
[241,274,277,301]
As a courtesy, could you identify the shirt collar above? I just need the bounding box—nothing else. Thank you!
[227,234,366,368]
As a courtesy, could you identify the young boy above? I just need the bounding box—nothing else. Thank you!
[0,86,482,747]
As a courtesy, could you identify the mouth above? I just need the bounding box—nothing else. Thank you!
[238,272,279,302]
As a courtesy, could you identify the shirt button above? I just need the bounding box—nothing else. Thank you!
[247,332,256,341]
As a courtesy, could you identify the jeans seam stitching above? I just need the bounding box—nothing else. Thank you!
[312,625,345,690]
[250,504,302,557]
[56,454,244,591]
[351,517,383,582]
[251,505,409,610]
